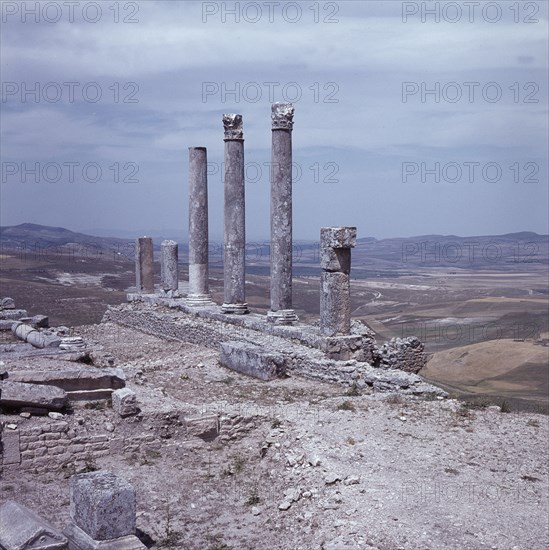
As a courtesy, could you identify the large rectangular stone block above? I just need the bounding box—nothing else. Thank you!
[1,428,21,465]
[0,500,68,549]
[0,380,68,411]
[219,341,286,380]
[320,227,357,249]
[70,471,136,541]
[8,368,126,393]
[320,247,351,273]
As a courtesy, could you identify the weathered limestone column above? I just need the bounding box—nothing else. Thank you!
[221,114,248,314]
[160,240,179,296]
[135,237,154,294]
[268,102,298,325]
[320,227,357,336]
[187,147,215,306]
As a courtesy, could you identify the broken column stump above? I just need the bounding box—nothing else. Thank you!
[0,500,68,550]
[220,341,286,380]
[64,471,146,549]
[12,322,61,348]
[160,239,179,296]
[319,227,365,361]
[135,237,154,294]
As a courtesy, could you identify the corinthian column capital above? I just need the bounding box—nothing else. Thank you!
[223,114,244,140]
[271,102,294,131]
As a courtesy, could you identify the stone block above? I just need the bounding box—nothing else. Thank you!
[320,227,357,250]
[31,314,49,328]
[64,522,146,550]
[320,246,351,273]
[111,388,138,417]
[0,297,16,309]
[1,309,28,320]
[320,335,365,361]
[219,341,286,380]
[0,500,68,549]
[185,415,219,441]
[8,367,126,393]
[70,471,137,541]
[0,319,16,330]
[0,380,68,411]
[1,428,21,465]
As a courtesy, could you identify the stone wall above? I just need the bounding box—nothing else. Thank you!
[0,420,161,475]
[102,303,444,396]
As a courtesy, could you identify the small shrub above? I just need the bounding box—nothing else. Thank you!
[500,400,512,413]
[385,394,403,405]
[345,384,361,397]
[527,419,540,427]
[245,487,260,506]
[271,418,282,429]
[346,437,356,445]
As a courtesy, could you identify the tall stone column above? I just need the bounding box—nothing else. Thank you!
[187,147,215,306]
[221,114,248,314]
[268,102,298,325]
[160,239,179,296]
[320,227,356,336]
[135,237,154,294]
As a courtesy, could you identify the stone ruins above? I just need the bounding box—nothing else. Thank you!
[0,103,445,548]
[117,103,438,392]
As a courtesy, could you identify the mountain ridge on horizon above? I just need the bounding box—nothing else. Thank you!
[1,223,547,246]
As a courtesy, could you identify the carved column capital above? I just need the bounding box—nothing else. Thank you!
[223,114,244,140]
[271,102,294,131]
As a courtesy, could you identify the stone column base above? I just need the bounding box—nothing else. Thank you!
[320,335,365,361]
[186,294,216,307]
[266,309,299,325]
[64,522,146,550]
[159,288,182,299]
[221,303,249,315]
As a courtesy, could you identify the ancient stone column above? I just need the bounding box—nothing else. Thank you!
[320,227,357,336]
[187,147,215,306]
[221,114,248,314]
[135,237,154,294]
[268,102,298,325]
[160,239,179,295]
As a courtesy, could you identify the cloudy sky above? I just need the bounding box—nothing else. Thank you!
[1,0,547,240]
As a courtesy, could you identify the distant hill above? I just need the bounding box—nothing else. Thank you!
[1,224,547,270]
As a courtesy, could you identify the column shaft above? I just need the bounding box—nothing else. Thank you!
[188,147,214,306]
[222,114,248,314]
[135,237,154,294]
[161,240,178,294]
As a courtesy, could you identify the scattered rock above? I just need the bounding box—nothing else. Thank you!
[324,473,341,485]
[278,500,292,511]
[48,412,64,420]
[344,475,360,486]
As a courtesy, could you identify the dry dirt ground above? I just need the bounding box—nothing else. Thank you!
[1,323,547,550]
